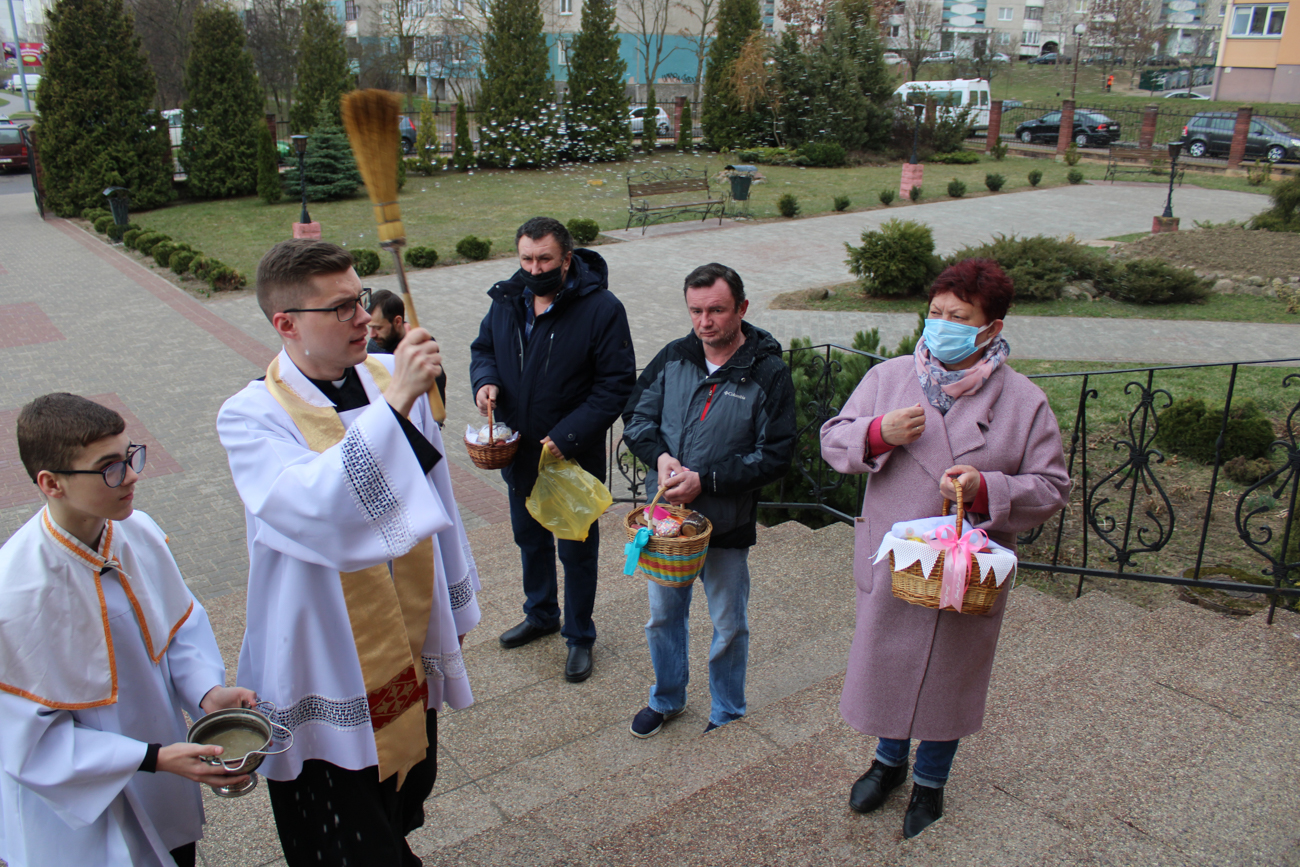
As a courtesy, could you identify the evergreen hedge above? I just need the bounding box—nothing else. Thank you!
[291,0,350,133]
[181,6,262,198]
[257,124,283,204]
[456,235,492,261]
[406,246,439,268]
[477,0,561,167]
[565,0,630,162]
[701,0,765,149]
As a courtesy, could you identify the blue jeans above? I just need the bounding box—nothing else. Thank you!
[645,546,751,726]
[876,737,960,788]
[507,486,599,647]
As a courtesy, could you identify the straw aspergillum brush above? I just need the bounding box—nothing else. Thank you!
[341,88,447,424]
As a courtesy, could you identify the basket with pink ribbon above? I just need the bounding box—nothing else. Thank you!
[873,478,1017,616]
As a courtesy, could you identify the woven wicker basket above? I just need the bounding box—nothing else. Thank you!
[465,404,520,470]
[623,487,712,588]
[889,478,1004,616]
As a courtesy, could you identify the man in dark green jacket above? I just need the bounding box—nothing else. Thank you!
[621,263,795,737]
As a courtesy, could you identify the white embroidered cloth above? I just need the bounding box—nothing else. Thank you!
[873,521,1018,587]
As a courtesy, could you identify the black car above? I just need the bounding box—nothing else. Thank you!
[1028,52,1070,65]
[1015,110,1121,147]
[399,116,417,154]
[1182,111,1300,162]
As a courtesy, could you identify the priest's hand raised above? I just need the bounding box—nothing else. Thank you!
[385,328,444,418]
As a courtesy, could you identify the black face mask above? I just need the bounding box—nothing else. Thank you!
[519,264,565,296]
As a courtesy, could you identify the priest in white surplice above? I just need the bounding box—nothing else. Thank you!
[217,240,481,866]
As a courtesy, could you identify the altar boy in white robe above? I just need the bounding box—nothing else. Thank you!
[218,239,481,867]
[0,393,256,867]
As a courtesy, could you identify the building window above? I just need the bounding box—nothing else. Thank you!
[1230,3,1285,35]
[1023,28,1041,43]
[451,0,463,16]
[998,6,1013,19]
[344,0,359,20]
[891,23,901,35]
[995,29,1012,42]
[559,0,572,13]
[1024,5,1043,18]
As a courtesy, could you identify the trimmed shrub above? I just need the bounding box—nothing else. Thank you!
[1110,259,1211,304]
[908,185,923,202]
[106,221,128,241]
[878,188,896,206]
[833,195,850,212]
[777,194,800,218]
[1063,142,1081,167]
[1250,173,1300,232]
[985,173,1005,192]
[123,228,145,249]
[152,241,182,268]
[735,147,809,166]
[946,233,1117,302]
[799,141,847,168]
[351,248,381,277]
[171,250,196,274]
[1224,456,1276,485]
[405,246,440,269]
[932,150,980,165]
[567,218,600,245]
[947,178,966,198]
[456,235,493,261]
[1067,168,1085,184]
[1156,397,1275,465]
[207,263,247,291]
[845,218,941,297]
[990,140,1008,160]
[94,215,114,234]
[136,233,168,255]
[82,206,110,222]
[1028,169,1043,187]
[190,256,214,281]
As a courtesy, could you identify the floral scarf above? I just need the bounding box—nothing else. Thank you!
[914,335,1011,415]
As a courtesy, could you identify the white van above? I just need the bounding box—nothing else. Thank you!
[6,73,41,93]
[893,78,991,130]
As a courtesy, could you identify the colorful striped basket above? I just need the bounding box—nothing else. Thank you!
[623,488,712,588]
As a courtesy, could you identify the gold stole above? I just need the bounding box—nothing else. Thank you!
[265,355,434,787]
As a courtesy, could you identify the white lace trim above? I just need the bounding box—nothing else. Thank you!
[341,425,416,560]
[422,649,467,683]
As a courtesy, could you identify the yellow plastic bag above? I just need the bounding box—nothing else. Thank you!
[525,450,613,541]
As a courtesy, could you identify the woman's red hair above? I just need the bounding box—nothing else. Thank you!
[928,258,1014,322]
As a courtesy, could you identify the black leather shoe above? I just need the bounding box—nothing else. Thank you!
[849,759,909,814]
[902,783,944,838]
[565,645,593,682]
[499,619,560,649]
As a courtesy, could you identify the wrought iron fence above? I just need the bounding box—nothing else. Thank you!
[607,344,1300,622]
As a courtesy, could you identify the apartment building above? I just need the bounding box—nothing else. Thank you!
[1211,0,1296,100]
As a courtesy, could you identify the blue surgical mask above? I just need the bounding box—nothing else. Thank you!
[922,318,993,364]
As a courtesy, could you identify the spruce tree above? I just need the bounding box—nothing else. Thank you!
[452,93,476,170]
[283,100,362,200]
[291,0,350,133]
[182,6,264,198]
[701,0,765,150]
[477,0,561,168]
[564,0,629,162]
[35,0,174,216]
[256,122,283,203]
[414,98,437,172]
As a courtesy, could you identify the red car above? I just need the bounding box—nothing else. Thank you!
[0,123,29,172]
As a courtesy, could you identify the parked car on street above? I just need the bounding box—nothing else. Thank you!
[400,115,417,154]
[922,51,957,63]
[882,51,906,65]
[1028,52,1070,65]
[0,122,30,172]
[989,52,1012,63]
[629,105,671,137]
[1015,109,1121,146]
[1164,90,1210,99]
[1182,111,1300,162]
[1000,98,1024,110]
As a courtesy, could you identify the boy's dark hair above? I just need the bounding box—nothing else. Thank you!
[515,216,574,257]
[17,394,126,483]
[256,239,357,322]
[683,263,745,307]
[366,288,405,323]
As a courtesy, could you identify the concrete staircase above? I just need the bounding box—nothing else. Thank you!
[196,517,1300,867]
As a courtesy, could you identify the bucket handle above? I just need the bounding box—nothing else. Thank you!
[213,701,294,770]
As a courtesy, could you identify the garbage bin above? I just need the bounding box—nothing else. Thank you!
[726,164,756,202]
[103,186,130,226]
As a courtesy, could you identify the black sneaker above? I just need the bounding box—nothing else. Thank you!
[630,705,684,738]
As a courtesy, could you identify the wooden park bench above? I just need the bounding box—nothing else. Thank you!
[1104,146,1185,185]
[626,167,724,234]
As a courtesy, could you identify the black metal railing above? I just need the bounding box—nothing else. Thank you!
[607,344,1300,622]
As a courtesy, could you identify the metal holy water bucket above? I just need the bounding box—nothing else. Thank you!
[186,701,293,798]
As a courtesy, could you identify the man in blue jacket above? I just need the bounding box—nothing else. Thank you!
[470,217,635,683]
[621,263,795,736]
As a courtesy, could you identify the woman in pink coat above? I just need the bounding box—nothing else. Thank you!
[820,258,1069,838]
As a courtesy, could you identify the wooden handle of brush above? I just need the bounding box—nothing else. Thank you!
[384,244,446,425]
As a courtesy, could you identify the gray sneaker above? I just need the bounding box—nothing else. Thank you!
[630,705,685,738]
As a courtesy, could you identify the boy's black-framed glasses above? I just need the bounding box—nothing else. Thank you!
[283,288,372,322]
[53,444,147,488]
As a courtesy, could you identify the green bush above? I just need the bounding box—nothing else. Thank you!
[1110,259,1211,304]
[1063,142,1081,166]
[1067,168,1085,184]
[136,233,168,255]
[845,218,941,297]
[798,141,847,167]
[878,188,895,206]
[734,146,809,166]
[946,234,1117,302]
[151,241,178,267]
[777,193,800,218]
[405,246,440,269]
[106,221,128,241]
[352,248,381,277]
[170,250,196,274]
[1155,397,1275,465]
[94,215,114,234]
[82,207,110,222]
[1250,174,1300,232]
[207,263,246,291]
[833,195,850,212]
[1224,456,1276,485]
[456,235,493,261]
[947,178,966,198]
[567,218,600,245]
[985,173,1005,192]
[123,228,145,249]
[990,140,1008,160]
[909,185,923,201]
[932,150,980,165]
[1246,159,1271,187]
[1028,169,1043,187]
[190,256,214,280]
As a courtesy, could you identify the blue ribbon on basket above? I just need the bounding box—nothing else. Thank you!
[624,526,651,575]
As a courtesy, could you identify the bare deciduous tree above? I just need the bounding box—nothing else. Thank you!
[676,0,718,101]
[128,0,203,108]
[894,0,941,80]
[620,0,679,95]
[245,0,301,116]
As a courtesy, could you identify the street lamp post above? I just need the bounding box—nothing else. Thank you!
[1162,139,1181,219]
[292,135,310,225]
[1070,23,1086,101]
